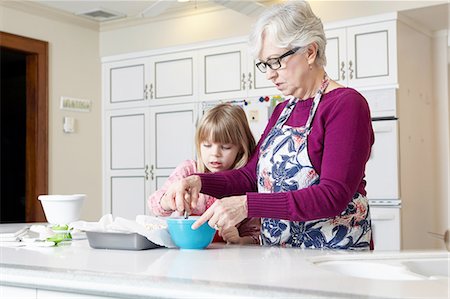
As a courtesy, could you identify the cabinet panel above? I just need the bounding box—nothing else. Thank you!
[149,103,197,196]
[110,113,146,170]
[365,120,399,200]
[103,58,150,110]
[324,29,346,84]
[111,176,146,218]
[347,21,397,87]
[111,65,145,103]
[204,51,242,94]
[325,20,397,89]
[154,110,195,169]
[353,30,388,79]
[154,56,194,99]
[104,108,150,216]
[370,206,401,251]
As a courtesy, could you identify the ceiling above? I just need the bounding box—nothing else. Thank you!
[29,0,277,24]
[7,1,449,33]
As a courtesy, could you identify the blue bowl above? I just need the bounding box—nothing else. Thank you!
[167,216,216,249]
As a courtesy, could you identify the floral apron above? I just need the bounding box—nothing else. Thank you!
[257,76,371,250]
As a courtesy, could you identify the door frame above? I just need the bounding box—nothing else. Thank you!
[0,31,48,222]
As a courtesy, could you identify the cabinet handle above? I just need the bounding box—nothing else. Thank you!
[247,72,253,89]
[149,83,154,99]
[241,73,246,90]
[144,84,148,100]
[348,60,354,80]
[340,61,346,80]
[145,165,154,180]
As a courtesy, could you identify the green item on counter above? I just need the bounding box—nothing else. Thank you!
[47,232,72,245]
[51,224,70,231]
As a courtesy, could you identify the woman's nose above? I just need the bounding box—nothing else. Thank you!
[266,68,277,81]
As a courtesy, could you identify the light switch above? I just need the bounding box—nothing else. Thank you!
[63,116,75,133]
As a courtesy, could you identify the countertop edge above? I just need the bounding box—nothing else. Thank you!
[0,263,381,299]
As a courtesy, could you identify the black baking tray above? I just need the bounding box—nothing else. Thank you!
[86,231,161,250]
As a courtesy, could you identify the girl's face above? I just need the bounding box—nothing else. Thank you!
[200,140,240,172]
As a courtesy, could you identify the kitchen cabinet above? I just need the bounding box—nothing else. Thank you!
[104,104,197,217]
[149,103,198,192]
[199,43,278,101]
[103,51,197,110]
[370,206,401,251]
[325,20,397,89]
[104,108,150,218]
[103,58,149,110]
[150,51,198,105]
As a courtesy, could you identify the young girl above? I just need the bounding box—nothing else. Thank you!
[148,103,260,245]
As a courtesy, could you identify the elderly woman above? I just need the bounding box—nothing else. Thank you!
[165,1,374,250]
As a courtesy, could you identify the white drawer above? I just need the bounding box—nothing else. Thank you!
[370,206,401,251]
[365,119,399,200]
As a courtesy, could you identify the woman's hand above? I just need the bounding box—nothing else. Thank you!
[192,195,248,230]
[220,226,242,244]
[163,175,202,213]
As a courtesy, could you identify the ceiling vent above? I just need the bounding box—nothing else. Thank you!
[76,8,126,22]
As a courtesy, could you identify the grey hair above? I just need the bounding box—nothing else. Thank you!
[248,0,327,67]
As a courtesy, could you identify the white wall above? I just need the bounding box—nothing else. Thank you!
[0,5,102,221]
[100,8,257,57]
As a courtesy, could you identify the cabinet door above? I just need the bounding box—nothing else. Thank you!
[346,21,397,88]
[151,51,198,104]
[370,206,401,250]
[103,58,151,110]
[104,108,150,218]
[324,28,347,85]
[199,44,247,100]
[149,104,198,198]
[365,120,399,200]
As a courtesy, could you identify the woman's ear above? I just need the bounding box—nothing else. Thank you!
[306,42,319,66]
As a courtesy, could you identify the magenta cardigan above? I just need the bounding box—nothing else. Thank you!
[198,87,374,222]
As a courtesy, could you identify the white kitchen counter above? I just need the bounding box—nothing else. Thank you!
[0,236,448,299]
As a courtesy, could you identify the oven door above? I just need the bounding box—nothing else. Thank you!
[365,119,399,200]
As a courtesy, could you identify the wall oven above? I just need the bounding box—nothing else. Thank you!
[362,88,401,251]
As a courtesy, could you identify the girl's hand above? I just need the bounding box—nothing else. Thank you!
[164,175,202,213]
[192,195,248,230]
[220,226,242,244]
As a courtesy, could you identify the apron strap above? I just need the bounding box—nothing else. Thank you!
[274,73,330,130]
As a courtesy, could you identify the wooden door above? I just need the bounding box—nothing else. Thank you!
[0,32,48,222]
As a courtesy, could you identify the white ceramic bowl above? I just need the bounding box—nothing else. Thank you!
[38,194,85,224]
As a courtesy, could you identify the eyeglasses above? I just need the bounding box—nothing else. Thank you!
[255,47,302,73]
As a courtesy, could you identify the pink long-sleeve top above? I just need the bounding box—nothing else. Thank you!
[148,160,260,242]
[198,88,374,222]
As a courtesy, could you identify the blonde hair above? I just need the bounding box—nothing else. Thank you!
[248,0,327,67]
[196,104,256,173]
